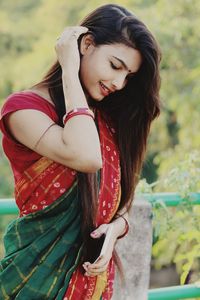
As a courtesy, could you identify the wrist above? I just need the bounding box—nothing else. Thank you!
[111,214,129,240]
[111,217,127,239]
[62,72,80,87]
[62,73,88,110]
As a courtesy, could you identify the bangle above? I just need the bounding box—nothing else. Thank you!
[63,107,94,125]
[64,111,94,124]
[116,214,129,239]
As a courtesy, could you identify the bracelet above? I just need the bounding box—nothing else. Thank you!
[116,214,129,239]
[63,107,94,125]
[64,111,94,124]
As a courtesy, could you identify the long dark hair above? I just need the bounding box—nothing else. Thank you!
[35,4,161,264]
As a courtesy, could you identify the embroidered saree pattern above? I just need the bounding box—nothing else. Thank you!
[15,157,76,216]
[0,110,121,299]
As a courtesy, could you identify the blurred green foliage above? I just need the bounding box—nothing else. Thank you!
[0,0,199,286]
[0,215,17,258]
[0,144,14,196]
[137,151,200,284]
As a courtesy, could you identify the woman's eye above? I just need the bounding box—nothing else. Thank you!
[110,62,120,70]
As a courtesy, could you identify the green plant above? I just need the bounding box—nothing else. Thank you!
[137,150,200,285]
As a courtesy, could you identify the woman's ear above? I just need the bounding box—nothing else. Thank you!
[80,34,95,55]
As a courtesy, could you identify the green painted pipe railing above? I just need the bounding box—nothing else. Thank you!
[1,193,200,215]
[1,193,200,299]
[142,192,200,206]
[0,199,19,215]
[148,283,200,300]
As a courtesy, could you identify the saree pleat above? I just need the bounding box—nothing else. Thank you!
[0,182,83,299]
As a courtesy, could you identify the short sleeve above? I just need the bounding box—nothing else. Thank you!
[0,91,58,143]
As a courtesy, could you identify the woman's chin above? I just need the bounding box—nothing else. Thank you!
[84,86,106,103]
[88,92,105,102]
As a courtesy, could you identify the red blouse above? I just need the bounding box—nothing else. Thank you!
[0,91,59,183]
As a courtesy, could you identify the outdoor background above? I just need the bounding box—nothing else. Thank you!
[0,0,199,289]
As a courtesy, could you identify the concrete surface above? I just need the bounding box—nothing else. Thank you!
[113,197,152,300]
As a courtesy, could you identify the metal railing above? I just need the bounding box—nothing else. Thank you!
[1,192,200,214]
[142,192,200,206]
[1,192,200,299]
[0,199,18,215]
[148,283,200,300]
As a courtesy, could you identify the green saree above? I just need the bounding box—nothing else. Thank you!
[0,182,83,299]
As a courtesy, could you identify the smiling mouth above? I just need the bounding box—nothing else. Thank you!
[100,81,111,94]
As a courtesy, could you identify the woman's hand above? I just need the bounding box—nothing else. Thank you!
[82,217,128,277]
[55,26,88,76]
[83,224,116,277]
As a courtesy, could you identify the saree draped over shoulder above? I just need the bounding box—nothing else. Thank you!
[0,95,121,300]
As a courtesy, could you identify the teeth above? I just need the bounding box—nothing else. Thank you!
[100,82,109,92]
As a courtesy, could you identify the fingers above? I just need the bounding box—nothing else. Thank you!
[83,223,115,277]
[57,26,88,43]
[69,26,89,39]
[55,26,88,70]
[90,223,109,238]
[83,259,108,277]
[89,256,108,270]
[83,255,108,274]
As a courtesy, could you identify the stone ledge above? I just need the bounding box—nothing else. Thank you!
[113,197,152,300]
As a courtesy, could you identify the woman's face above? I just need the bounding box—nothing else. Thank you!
[80,37,142,101]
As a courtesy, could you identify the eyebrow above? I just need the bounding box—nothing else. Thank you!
[112,56,132,73]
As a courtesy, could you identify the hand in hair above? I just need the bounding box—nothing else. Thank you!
[55,26,88,76]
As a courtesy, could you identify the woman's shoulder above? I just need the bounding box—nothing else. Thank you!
[1,90,57,121]
[3,89,54,109]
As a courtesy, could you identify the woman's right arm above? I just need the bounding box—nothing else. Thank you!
[6,27,102,173]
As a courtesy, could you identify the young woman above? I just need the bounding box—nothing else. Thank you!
[0,4,161,299]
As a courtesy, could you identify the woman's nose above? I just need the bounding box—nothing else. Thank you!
[111,74,127,90]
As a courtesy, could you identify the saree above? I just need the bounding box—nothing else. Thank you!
[0,110,121,299]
